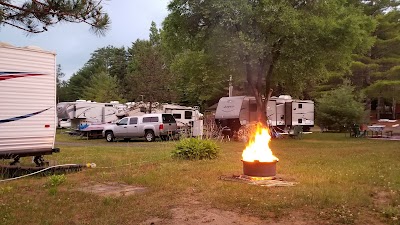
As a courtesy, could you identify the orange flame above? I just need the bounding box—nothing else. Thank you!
[242,125,279,162]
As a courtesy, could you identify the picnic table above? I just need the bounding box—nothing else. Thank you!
[367,125,386,137]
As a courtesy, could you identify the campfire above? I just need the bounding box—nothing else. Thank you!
[242,124,279,178]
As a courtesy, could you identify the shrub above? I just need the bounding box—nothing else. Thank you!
[171,138,220,160]
[316,84,365,132]
[48,174,66,187]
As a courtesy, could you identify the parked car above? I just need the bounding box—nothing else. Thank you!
[102,113,178,142]
[58,119,71,129]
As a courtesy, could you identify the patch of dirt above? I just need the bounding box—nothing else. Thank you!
[140,196,317,225]
[371,190,393,207]
[76,182,147,197]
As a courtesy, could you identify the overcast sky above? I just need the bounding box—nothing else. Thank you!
[0,0,170,80]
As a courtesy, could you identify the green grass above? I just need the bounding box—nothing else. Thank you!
[1,132,400,224]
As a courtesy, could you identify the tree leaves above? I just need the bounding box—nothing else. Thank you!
[0,0,110,34]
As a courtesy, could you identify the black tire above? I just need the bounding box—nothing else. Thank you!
[145,130,155,142]
[124,138,131,142]
[105,131,114,142]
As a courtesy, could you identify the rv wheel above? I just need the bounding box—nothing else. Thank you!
[105,131,114,142]
[145,130,155,142]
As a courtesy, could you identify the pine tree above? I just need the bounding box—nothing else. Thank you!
[0,0,109,34]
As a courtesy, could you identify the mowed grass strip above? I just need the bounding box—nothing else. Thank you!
[0,132,399,224]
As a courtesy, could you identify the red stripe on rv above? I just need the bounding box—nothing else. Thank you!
[0,73,43,81]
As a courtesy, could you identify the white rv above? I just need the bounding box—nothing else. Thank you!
[215,95,314,132]
[0,43,59,164]
[56,100,124,130]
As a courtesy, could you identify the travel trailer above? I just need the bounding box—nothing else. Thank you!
[0,43,59,165]
[215,95,314,133]
[56,100,126,138]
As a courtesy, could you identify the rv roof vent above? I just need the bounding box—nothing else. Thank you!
[110,101,120,104]
[278,95,292,100]
[76,100,87,102]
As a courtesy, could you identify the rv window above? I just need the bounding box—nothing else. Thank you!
[250,104,257,112]
[118,118,128,125]
[185,111,192,119]
[143,117,159,123]
[163,114,176,123]
[129,117,138,125]
[298,104,303,109]
[173,114,182,119]
[298,119,303,124]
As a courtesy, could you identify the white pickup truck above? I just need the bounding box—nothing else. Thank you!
[102,113,178,142]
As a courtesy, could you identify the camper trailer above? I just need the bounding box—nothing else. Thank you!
[215,95,314,133]
[56,100,125,137]
[0,43,59,165]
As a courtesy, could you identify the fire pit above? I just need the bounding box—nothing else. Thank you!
[242,125,278,178]
[242,160,277,177]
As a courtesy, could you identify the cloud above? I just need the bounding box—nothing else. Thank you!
[0,0,169,80]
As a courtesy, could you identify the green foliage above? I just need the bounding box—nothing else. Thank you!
[82,71,123,103]
[56,64,69,102]
[171,138,220,160]
[48,174,66,187]
[164,0,375,120]
[170,50,226,107]
[316,84,365,131]
[127,24,174,103]
[364,80,400,101]
[348,9,400,98]
[1,0,110,34]
[68,46,128,101]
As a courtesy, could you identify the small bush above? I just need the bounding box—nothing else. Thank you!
[48,174,66,187]
[316,83,365,132]
[171,138,220,160]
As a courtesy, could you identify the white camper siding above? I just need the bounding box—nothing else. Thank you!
[291,101,315,126]
[266,100,277,126]
[0,45,56,154]
[215,96,246,119]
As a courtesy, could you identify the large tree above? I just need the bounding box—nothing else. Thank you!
[56,64,70,102]
[81,71,122,102]
[127,22,174,110]
[347,2,400,120]
[0,0,109,34]
[163,0,374,124]
[68,46,128,100]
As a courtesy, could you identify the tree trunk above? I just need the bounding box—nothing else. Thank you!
[377,97,382,120]
[246,60,267,126]
[244,40,283,127]
[365,97,371,124]
[392,98,396,120]
[148,101,152,114]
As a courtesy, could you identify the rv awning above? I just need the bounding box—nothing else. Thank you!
[215,96,246,119]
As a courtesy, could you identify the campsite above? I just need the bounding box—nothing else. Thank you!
[2,1,400,225]
[0,131,399,224]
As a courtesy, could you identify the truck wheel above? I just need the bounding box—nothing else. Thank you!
[145,130,155,142]
[105,131,114,142]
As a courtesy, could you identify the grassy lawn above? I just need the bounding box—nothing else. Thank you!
[1,131,400,224]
